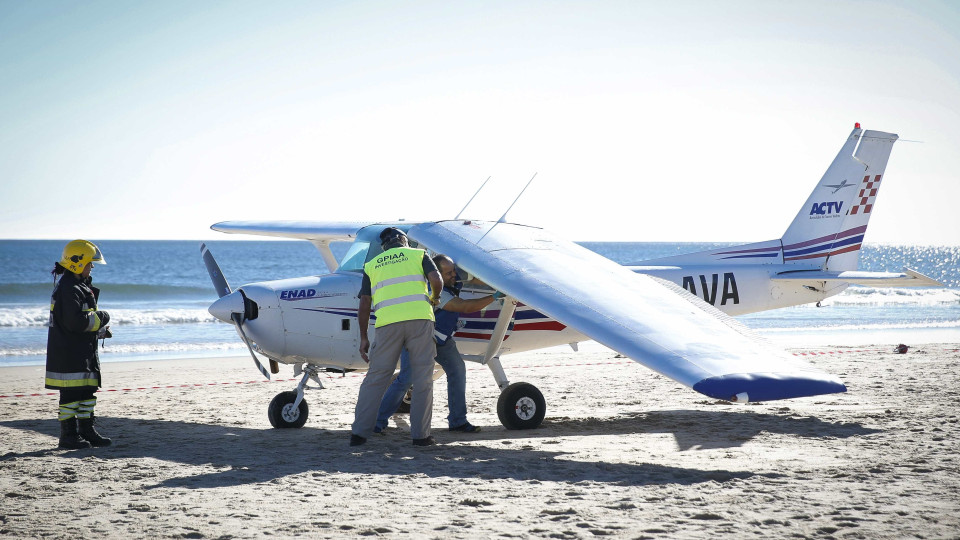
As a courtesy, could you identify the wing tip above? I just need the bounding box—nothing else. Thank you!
[693,373,847,403]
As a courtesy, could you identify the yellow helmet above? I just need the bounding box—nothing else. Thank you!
[59,240,106,274]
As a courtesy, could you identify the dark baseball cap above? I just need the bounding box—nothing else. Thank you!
[379,227,406,244]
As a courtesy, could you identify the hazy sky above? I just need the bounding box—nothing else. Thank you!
[2,1,958,243]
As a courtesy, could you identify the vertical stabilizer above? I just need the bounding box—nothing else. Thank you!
[780,127,898,271]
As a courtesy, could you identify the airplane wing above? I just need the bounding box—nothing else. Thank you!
[212,221,372,272]
[772,268,943,287]
[211,221,369,242]
[408,220,846,402]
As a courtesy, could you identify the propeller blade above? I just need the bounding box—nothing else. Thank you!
[232,313,271,380]
[200,243,268,379]
[200,243,232,298]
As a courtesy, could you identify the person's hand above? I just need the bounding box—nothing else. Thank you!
[97,326,112,339]
[429,295,441,307]
[359,337,370,363]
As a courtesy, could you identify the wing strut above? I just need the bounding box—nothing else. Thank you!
[478,173,537,244]
[455,176,491,220]
[481,297,517,390]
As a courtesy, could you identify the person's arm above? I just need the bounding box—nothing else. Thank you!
[442,293,497,314]
[421,253,442,306]
[426,271,442,306]
[60,286,108,333]
[358,272,373,362]
[358,295,372,362]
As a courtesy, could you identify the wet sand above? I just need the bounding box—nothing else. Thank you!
[1,342,958,538]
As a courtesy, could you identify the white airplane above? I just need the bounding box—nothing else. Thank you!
[201,125,941,431]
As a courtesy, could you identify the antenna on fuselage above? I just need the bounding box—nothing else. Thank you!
[478,172,537,243]
[454,176,491,220]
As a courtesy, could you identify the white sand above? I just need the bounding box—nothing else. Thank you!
[1,342,958,538]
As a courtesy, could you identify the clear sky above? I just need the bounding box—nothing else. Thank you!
[1,1,958,244]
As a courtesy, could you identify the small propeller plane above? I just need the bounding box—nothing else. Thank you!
[201,125,941,431]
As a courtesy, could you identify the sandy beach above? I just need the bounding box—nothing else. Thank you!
[1,342,958,539]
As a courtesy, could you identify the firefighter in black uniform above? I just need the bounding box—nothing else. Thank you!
[46,240,113,449]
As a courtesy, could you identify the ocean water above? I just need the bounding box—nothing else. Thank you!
[1,239,958,367]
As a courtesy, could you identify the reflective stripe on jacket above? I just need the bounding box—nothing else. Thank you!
[364,247,434,328]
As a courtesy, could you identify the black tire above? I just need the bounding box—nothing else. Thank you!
[497,382,546,430]
[268,391,309,428]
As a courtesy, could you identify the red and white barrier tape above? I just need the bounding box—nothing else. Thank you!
[2,347,954,399]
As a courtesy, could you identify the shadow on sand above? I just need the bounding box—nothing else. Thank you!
[0,408,877,490]
[540,408,882,451]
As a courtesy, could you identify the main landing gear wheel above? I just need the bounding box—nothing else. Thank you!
[268,391,309,428]
[497,382,546,430]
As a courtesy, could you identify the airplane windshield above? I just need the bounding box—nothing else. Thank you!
[337,241,370,273]
[337,224,418,273]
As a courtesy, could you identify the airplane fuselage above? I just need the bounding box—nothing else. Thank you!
[234,272,587,370]
[630,264,846,316]
[232,261,845,369]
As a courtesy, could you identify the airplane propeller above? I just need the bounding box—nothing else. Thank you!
[200,243,271,380]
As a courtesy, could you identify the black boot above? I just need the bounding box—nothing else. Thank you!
[58,418,91,449]
[78,417,112,447]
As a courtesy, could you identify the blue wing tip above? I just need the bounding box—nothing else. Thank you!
[693,373,847,402]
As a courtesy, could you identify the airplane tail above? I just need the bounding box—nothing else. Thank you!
[779,126,898,271]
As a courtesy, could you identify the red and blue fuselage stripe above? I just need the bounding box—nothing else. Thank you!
[708,226,867,262]
[293,306,565,337]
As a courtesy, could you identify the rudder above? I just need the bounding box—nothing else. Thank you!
[779,126,898,271]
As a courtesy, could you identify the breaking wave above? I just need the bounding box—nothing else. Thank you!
[0,282,212,303]
[819,287,959,307]
[759,319,960,333]
[0,341,245,358]
[0,307,219,327]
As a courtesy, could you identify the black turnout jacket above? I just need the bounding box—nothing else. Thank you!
[45,271,108,390]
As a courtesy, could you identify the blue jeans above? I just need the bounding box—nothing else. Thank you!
[375,338,468,430]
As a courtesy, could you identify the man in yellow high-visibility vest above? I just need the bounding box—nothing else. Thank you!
[351,227,443,447]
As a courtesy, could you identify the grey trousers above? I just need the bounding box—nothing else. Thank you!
[352,319,437,440]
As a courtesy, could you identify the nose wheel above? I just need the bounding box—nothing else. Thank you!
[496,382,545,430]
[268,391,309,428]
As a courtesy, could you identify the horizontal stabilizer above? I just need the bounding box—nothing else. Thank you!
[772,267,943,288]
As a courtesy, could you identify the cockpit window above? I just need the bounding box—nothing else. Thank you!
[337,224,419,273]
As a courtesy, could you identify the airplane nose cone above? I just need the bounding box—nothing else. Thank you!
[209,291,245,323]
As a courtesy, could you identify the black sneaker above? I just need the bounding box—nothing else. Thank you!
[448,422,481,433]
[373,426,385,434]
[412,436,436,446]
[349,434,367,447]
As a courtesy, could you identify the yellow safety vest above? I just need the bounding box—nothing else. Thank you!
[364,247,435,328]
